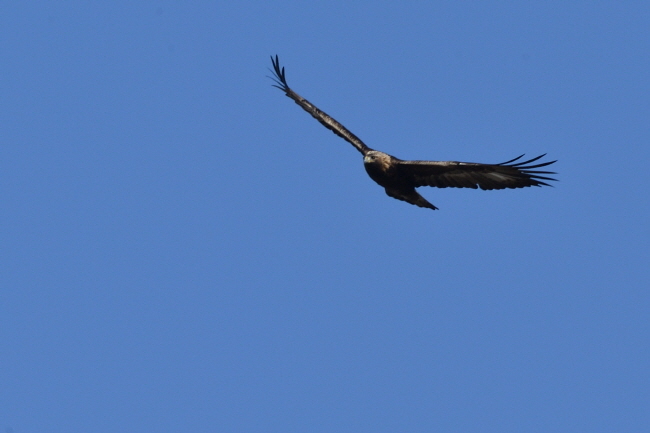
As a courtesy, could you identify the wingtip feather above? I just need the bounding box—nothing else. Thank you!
[268,54,290,91]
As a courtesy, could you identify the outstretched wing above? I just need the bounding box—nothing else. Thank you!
[269,55,371,156]
[396,154,557,190]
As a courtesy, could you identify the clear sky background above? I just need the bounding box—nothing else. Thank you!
[1,2,649,432]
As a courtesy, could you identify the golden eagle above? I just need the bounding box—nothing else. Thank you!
[269,55,557,210]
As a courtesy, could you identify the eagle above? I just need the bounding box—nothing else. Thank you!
[269,55,557,210]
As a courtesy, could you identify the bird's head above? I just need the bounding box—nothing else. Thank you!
[364,150,391,167]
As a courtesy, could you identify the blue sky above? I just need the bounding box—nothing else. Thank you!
[1,2,649,432]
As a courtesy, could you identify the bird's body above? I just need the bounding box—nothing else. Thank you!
[269,55,557,210]
[363,151,438,210]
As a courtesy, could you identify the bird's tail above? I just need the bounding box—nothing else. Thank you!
[385,187,438,210]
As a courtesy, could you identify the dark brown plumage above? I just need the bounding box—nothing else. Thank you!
[269,55,557,210]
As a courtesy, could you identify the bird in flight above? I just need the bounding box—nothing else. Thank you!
[269,55,557,210]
